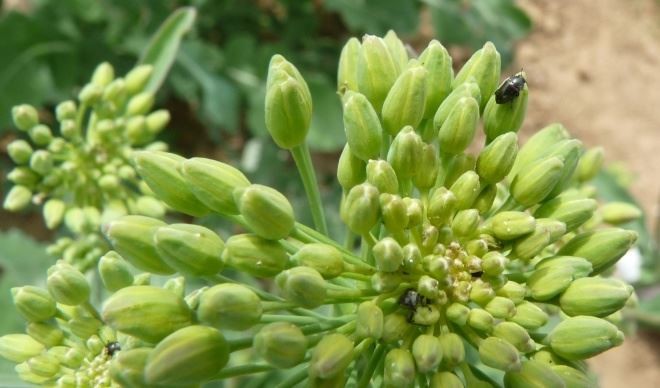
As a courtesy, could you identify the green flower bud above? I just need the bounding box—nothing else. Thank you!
[7,140,33,165]
[383,30,408,72]
[342,91,383,160]
[387,126,422,179]
[125,65,153,94]
[449,171,481,210]
[0,334,45,363]
[490,211,535,240]
[265,62,312,149]
[438,96,479,155]
[309,334,354,379]
[382,314,412,343]
[412,143,439,190]
[493,321,535,353]
[446,302,470,326]
[42,199,65,229]
[340,183,380,235]
[451,209,480,237]
[46,263,90,305]
[67,315,102,340]
[90,62,114,87]
[59,119,79,140]
[468,308,495,333]
[468,280,495,306]
[197,283,262,331]
[3,185,32,211]
[601,202,642,225]
[509,123,570,179]
[145,110,170,134]
[452,42,501,110]
[433,80,481,129]
[430,371,464,388]
[527,265,576,302]
[355,301,384,340]
[78,83,103,105]
[412,304,441,326]
[551,365,594,388]
[126,92,155,116]
[381,193,409,231]
[154,223,224,276]
[110,347,151,388]
[557,228,637,274]
[476,132,519,184]
[145,325,229,386]
[576,147,604,183]
[419,40,453,118]
[496,281,527,305]
[254,322,308,368]
[337,144,366,191]
[276,266,327,308]
[181,157,251,215]
[382,65,428,135]
[483,81,529,143]
[534,197,597,232]
[559,277,633,317]
[98,251,134,292]
[28,150,52,175]
[223,234,288,277]
[290,243,344,279]
[538,140,582,201]
[135,195,166,218]
[133,151,209,217]
[234,184,295,240]
[438,332,465,368]
[479,336,521,372]
[55,100,76,121]
[357,35,399,112]
[11,286,56,322]
[7,167,39,187]
[509,301,548,330]
[548,316,624,360]
[384,348,415,387]
[426,188,455,227]
[535,256,592,279]
[402,242,423,272]
[485,296,517,319]
[371,271,405,293]
[504,360,564,388]
[104,215,174,275]
[482,251,507,276]
[511,157,565,207]
[338,37,361,93]
[12,104,39,131]
[412,334,443,373]
[511,219,565,261]
[102,285,192,343]
[25,353,60,378]
[366,160,399,194]
[26,322,63,348]
[373,237,404,272]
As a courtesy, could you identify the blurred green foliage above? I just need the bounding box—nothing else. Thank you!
[0,0,531,149]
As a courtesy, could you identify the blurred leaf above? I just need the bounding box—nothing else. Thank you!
[631,293,660,329]
[138,7,197,94]
[0,230,50,333]
[306,74,345,152]
[325,0,420,35]
[593,170,658,285]
[424,0,532,65]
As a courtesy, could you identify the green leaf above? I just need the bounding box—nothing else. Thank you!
[138,7,197,94]
[325,0,420,35]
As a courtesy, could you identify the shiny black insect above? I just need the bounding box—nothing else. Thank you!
[399,289,430,323]
[105,341,121,358]
[495,72,526,104]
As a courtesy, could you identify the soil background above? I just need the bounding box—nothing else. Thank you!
[515,0,660,386]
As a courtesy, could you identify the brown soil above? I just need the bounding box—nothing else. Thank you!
[516,0,660,386]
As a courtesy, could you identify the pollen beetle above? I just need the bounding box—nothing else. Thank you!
[105,341,121,358]
[495,72,526,104]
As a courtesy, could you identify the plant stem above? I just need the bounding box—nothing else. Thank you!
[275,363,309,388]
[212,363,273,379]
[291,143,329,236]
[357,344,386,388]
[227,337,254,352]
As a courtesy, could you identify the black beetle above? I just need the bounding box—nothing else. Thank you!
[105,341,121,357]
[398,288,428,310]
[494,72,526,104]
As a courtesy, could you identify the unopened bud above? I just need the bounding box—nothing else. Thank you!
[290,243,344,279]
[373,237,404,272]
[601,202,642,225]
[340,183,380,234]
[576,147,604,182]
[0,334,45,363]
[11,286,56,322]
[511,157,564,207]
[355,301,383,340]
[197,284,261,330]
[235,184,295,240]
[342,91,383,160]
[412,334,443,373]
[504,360,564,388]
[276,266,327,308]
[337,144,366,191]
[493,321,535,353]
[452,42,501,110]
[483,80,528,143]
[46,262,90,306]
[510,301,548,330]
[382,65,428,135]
[7,140,33,165]
[223,234,288,278]
[548,316,624,360]
[485,296,517,319]
[254,322,308,368]
[476,132,519,183]
[12,104,39,131]
[449,171,481,210]
[557,228,637,274]
[419,40,453,118]
[366,159,399,194]
[309,334,354,379]
[387,126,422,179]
[479,336,521,372]
[433,80,481,129]
[559,277,633,317]
[468,308,495,333]
[98,251,134,292]
[438,332,465,368]
[154,223,224,277]
[110,348,151,388]
[338,37,361,93]
[430,371,463,388]
[527,265,576,302]
[3,185,32,212]
[384,348,416,387]
[357,35,399,112]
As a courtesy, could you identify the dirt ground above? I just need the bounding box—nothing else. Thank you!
[516,0,660,386]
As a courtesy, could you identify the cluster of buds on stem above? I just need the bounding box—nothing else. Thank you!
[3,63,171,271]
[1,31,642,387]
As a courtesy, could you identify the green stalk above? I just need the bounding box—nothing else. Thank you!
[227,337,254,352]
[275,363,309,388]
[291,143,329,236]
[357,343,386,388]
[212,363,273,379]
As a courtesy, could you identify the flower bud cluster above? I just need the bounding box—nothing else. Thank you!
[1,31,642,387]
[4,63,170,272]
